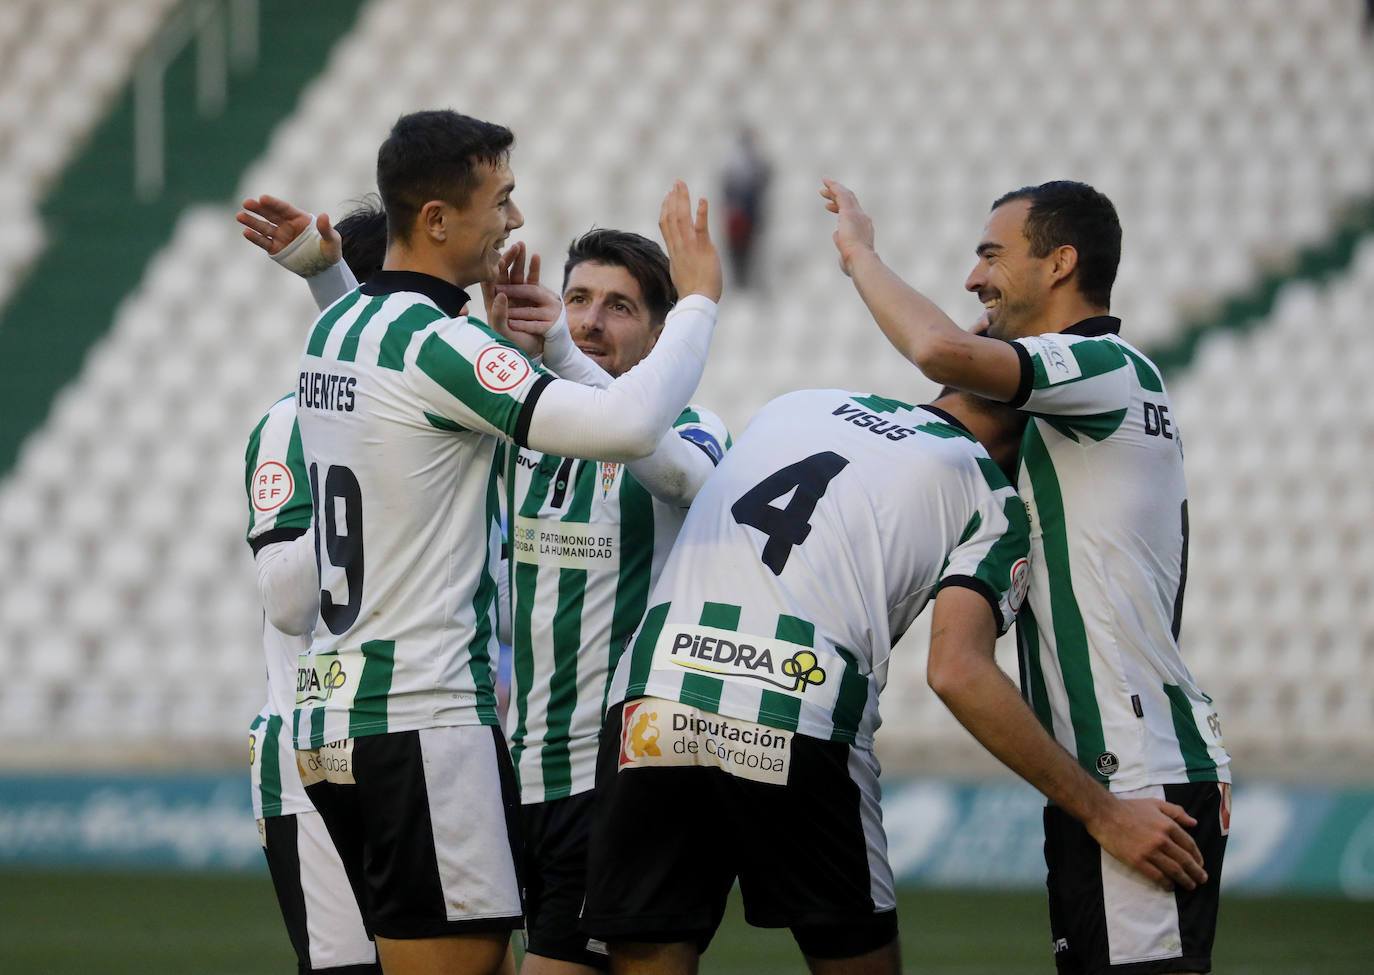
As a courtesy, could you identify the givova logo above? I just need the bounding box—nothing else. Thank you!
[653,623,845,712]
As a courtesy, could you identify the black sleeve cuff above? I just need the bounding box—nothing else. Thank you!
[937,574,1005,632]
[1008,341,1035,409]
[248,525,308,556]
[512,374,555,448]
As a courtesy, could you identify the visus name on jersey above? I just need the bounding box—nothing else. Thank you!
[831,403,916,440]
[298,370,357,412]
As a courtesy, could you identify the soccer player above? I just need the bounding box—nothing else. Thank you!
[581,384,1207,975]
[260,109,722,975]
[245,389,381,975]
[823,177,1230,975]
[243,200,729,975]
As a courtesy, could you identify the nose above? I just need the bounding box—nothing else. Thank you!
[964,262,984,294]
[570,299,604,337]
[508,200,524,231]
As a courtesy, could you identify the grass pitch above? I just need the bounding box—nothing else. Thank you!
[0,871,1368,973]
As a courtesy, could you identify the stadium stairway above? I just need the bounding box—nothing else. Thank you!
[0,0,368,476]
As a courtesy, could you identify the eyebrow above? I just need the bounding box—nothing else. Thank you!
[975,242,1002,258]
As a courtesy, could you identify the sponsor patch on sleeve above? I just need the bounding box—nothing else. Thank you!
[678,426,725,464]
[475,344,532,393]
[1019,335,1082,386]
[252,461,294,513]
[1008,557,1030,612]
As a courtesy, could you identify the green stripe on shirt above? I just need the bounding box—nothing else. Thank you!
[1022,421,1108,780]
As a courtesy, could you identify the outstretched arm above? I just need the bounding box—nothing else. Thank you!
[237,195,357,309]
[822,179,1021,401]
[926,585,1208,891]
[521,181,722,463]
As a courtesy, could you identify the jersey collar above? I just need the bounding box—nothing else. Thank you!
[919,403,973,437]
[361,271,472,318]
[1064,315,1121,337]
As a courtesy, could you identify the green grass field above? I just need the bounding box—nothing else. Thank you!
[1,871,1369,974]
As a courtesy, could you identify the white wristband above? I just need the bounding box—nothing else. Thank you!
[271,215,336,278]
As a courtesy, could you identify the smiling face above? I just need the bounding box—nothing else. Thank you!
[963,199,1050,340]
[444,159,523,287]
[563,261,660,377]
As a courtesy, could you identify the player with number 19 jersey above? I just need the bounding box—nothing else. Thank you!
[606,389,1031,746]
[293,273,551,749]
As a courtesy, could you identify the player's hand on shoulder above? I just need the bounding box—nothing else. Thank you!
[660,180,722,303]
[820,178,876,279]
[237,194,342,269]
[1090,796,1207,892]
[485,242,557,357]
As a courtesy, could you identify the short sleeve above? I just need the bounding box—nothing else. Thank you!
[1010,334,1134,435]
[410,318,553,443]
[245,396,313,553]
[936,456,1031,634]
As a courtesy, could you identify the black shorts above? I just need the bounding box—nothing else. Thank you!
[582,700,897,961]
[300,725,525,940]
[261,810,380,973]
[520,792,608,969]
[1045,781,1229,974]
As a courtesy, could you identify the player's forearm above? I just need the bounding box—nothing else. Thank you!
[523,296,716,462]
[255,531,320,635]
[846,248,996,391]
[930,647,1114,824]
[539,312,613,388]
[306,260,358,311]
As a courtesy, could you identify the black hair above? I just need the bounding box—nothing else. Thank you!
[562,228,677,325]
[335,194,387,283]
[376,109,514,244]
[992,181,1121,309]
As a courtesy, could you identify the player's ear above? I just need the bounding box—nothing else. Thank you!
[419,200,448,243]
[1048,244,1078,286]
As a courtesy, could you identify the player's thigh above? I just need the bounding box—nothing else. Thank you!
[520,792,608,970]
[303,726,523,941]
[1044,781,1228,975]
[262,810,381,973]
[735,736,898,961]
[581,702,735,948]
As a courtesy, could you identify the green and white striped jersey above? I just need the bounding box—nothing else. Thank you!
[245,394,313,819]
[1009,317,1230,792]
[500,406,729,803]
[607,389,1030,748]
[293,271,552,749]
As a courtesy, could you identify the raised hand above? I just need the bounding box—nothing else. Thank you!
[659,181,722,303]
[485,242,562,358]
[237,195,341,275]
[820,178,876,278]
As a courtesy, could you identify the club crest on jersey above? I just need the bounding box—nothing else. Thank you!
[600,462,619,497]
[1008,557,1030,612]
[252,461,294,512]
[475,345,531,392]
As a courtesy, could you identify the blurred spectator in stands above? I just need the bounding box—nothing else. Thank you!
[721,126,771,290]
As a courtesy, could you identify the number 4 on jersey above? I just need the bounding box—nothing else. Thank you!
[731,451,849,575]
